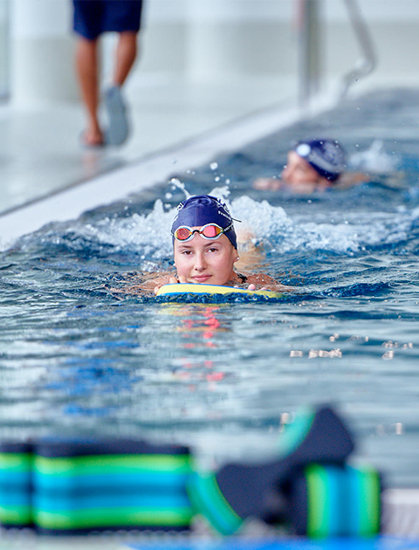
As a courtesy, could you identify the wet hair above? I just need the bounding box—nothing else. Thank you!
[294,139,346,182]
[171,195,237,249]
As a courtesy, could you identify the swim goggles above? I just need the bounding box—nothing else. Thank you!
[172,223,233,242]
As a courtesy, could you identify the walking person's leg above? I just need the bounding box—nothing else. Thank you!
[113,31,138,87]
[72,0,105,147]
[72,0,143,147]
[75,37,104,146]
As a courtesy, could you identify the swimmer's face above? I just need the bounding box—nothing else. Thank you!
[174,229,238,286]
[281,151,323,186]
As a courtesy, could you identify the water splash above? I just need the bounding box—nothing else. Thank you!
[14,191,419,262]
[169,177,190,200]
[350,140,400,173]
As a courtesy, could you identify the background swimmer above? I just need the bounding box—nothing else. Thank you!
[253,139,367,193]
[114,195,285,295]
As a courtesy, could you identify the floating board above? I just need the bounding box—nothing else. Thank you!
[156,283,283,300]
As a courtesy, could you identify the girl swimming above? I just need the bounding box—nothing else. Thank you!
[253,139,366,193]
[143,195,284,294]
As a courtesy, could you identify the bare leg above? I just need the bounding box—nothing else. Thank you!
[113,31,138,87]
[75,37,104,146]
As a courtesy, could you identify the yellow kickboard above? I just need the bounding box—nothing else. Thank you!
[156,283,282,299]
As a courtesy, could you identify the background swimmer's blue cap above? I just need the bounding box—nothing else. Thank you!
[294,139,346,182]
[171,195,238,249]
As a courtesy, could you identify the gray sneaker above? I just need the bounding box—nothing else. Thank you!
[103,85,129,146]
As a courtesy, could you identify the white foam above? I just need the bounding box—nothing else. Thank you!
[77,200,174,260]
[228,196,416,254]
[350,140,400,173]
[66,194,417,258]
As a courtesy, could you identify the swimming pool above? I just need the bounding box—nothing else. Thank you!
[1,87,419,492]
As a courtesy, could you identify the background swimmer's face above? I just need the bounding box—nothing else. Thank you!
[281,151,323,186]
[174,230,237,286]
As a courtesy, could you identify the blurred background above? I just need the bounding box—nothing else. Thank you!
[1,0,419,215]
[5,0,419,104]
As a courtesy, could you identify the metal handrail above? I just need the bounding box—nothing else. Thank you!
[297,0,377,106]
[340,0,377,98]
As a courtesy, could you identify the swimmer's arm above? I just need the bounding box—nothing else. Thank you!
[152,275,188,294]
[341,171,405,190]
[335,172,370,189]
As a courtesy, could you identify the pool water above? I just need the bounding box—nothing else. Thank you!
[1,88,419,488]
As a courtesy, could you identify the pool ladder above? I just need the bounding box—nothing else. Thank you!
[297,0,377,106]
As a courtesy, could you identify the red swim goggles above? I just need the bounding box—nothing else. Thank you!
[172,222,233,242]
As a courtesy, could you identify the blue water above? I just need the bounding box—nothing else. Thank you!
[1,88,419,488]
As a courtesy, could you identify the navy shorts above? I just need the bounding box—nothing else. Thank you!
[73,0,144,40]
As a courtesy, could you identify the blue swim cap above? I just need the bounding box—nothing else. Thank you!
[171,195,237,249]
[294,139,346,182]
